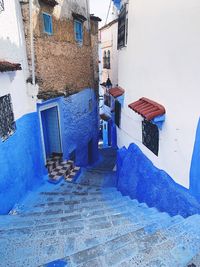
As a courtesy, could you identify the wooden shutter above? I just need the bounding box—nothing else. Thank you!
[115,100,121,128]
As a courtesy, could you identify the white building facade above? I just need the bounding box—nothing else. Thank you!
[100,18,119,89]
[115,0,200,197]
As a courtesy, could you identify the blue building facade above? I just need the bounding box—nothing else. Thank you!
[0,88,99,214]
[38,88,99,167]
[117,143,200,218]
[0,112,47,214]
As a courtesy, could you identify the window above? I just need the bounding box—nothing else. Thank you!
[0,94,16,141]
[115,100,121,128]
[142,120,159,156]
[43,13,53,35]
[74,20,83,43]
[107,50,111,69]
[0,0,4,13]
[103,50,111,69]
[118,4,128,49]
[103,51,107,68]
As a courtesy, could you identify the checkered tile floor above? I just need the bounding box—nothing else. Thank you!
[49,162,70,179]
[47,158,80,183]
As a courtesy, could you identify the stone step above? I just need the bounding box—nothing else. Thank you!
[1,222,143,266]
[0,209,183,266]
[17,196,132,217]
[62,215,199,267]
[113,215,200,267]
[17,187,122,211]
[0,200,131,230]
[0,196,179,232]
[49,226,171,267]
[3,219,174,267]
[31,193,129,211]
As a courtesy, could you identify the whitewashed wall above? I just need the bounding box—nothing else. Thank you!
[0,0,36,120]
[100,20,119,87]
[117,0,200,188]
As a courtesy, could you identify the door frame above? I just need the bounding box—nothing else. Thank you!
[38,103,63,164]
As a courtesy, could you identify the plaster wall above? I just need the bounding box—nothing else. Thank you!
[0,0,36,120]
[117,0,200,188]
[100,21,119,87]
[0,1,46,214]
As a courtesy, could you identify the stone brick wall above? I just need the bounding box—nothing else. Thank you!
[20,0,100,99]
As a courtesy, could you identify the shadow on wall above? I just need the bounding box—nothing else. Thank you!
[117,143,200,218]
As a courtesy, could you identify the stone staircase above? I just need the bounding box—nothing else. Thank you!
[1,148,200,267]
[46,153,81,183]
[0,181,200,267]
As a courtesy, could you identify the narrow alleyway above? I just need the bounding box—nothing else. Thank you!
[0,148,200,266]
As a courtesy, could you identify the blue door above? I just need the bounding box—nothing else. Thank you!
[41,106,62,159]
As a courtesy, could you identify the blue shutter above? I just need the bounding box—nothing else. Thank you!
[43,13,53,35]
[74,20,83,43]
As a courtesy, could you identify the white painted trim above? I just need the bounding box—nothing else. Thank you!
[38,103,63,164]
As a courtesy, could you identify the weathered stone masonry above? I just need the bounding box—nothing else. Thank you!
[20,0,100,99]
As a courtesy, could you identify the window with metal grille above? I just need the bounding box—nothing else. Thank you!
[42,13,53,35]
[115,100,121,128]
[107,50,111,69]
[142,120,159,156]
[103,51,107,68]
[74,20,83,43]
[0,0,4,13]
[0,94,16,141]
[103,50,111,69]
[117,4,128,49]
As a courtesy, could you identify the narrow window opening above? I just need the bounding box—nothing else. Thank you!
[0,94,16,141]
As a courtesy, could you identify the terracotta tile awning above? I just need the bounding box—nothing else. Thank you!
[40,0,58,7]
[109,87,124,98]
[128,97,166,121]
[0,61,22,72]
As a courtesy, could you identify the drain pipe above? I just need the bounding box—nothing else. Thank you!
[85,0,90,31]
[29,0,35,86]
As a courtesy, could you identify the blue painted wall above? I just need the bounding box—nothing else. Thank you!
[190,118,200,201]
[38,88,99,166]
[117,143,200,217]
[0,113,46,214]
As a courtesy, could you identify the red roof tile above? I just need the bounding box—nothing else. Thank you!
[128,97,166,121]
[109,87,124,98]
[0,61,22,72]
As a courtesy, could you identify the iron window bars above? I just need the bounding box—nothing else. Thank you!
[0,94,16,141]
[117,4,128,49]
[0,0,4,13]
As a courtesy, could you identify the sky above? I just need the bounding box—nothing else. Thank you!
[90,0,112,27]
